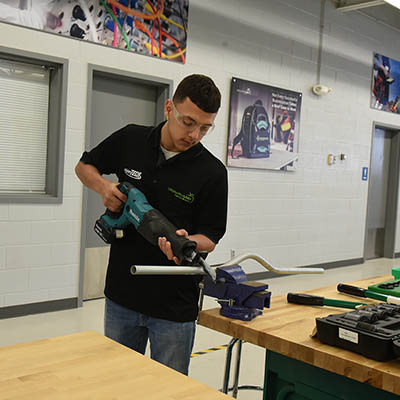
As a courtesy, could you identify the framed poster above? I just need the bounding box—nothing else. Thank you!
[371,53,400,113]
[227,77,302,171]
[0,0,188,64]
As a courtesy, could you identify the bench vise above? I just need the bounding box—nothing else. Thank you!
[202,264,271,321]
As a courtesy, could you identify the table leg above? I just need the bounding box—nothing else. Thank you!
[231,339,243,398]
[221,338,263,397]
[221,338,239,394]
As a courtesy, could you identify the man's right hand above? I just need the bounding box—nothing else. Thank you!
[101,181,127,212]
[75,161,127,212]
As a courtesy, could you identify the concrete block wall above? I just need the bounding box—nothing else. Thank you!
[0,0,400,308]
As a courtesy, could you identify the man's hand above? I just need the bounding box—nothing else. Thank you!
[158,229,189,265]
[75,162,127,212]
[100,181,127,212]
[158,230,216,265]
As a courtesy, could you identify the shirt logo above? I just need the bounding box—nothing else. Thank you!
[168,187,195,203]
[124,168,142,180]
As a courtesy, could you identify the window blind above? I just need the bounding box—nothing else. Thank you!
[0,58,50,194]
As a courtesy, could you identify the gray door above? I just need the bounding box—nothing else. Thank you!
[365,127,400,260]
[82,70,168,300]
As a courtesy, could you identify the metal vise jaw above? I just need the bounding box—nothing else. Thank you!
[203,264,271,321]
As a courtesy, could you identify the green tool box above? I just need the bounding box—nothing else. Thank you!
[368,267,400,298]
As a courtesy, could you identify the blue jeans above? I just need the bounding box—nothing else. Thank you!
[104,297,196,375]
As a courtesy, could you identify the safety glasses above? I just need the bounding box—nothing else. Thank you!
[171,102,215,135]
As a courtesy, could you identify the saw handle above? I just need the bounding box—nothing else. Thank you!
[102,182,134,219]
[100,182,133,223]
[117,181,134,196]
[104,208,123,219]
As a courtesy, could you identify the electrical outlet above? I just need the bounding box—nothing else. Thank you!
[327,154,337,165]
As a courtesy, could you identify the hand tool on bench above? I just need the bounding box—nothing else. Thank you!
[368,267,400,298]
[287,292,367,309]
[337,283,400,305]
[94,181,217,282]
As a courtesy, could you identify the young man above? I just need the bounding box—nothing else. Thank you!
[75,74,228,375]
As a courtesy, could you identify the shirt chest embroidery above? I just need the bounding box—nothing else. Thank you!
[168,187,195,203]
[124,168,142,180]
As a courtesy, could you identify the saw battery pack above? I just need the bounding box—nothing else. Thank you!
[316,303,400,361]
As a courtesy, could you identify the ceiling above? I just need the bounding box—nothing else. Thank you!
[331,0,400,31]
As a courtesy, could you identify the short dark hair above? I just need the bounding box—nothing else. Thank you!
[173,74,221,113]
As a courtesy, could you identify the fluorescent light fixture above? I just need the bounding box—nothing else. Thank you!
[384,0,400,9]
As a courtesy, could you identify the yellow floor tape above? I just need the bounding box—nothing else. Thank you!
[191,344,228,358]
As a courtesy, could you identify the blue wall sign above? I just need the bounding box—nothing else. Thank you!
[362,167,368,181]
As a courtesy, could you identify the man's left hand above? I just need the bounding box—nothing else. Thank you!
[158,229,189,265]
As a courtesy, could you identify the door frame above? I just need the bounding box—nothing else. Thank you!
[78,65,172,306]
[364,121,400,260]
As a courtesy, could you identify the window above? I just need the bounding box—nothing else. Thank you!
[0,50,67,203]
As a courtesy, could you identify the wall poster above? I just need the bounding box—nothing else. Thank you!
[227,77,302,171]
[0,0,188,64]
[371,53,400,113]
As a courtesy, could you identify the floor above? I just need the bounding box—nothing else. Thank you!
[0,257,398,399]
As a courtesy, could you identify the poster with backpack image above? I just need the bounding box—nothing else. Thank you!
[227,77,302,171]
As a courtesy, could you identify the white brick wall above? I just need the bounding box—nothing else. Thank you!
[9,204,54,221]
[0,247,5,269]
[0,0,399,307]
[6,245,53,269]
[0,205,9,221]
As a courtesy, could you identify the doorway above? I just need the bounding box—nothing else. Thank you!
[78,66,172,304]
[365,124,400,260]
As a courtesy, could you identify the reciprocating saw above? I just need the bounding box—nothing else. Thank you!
[94,182,217,282]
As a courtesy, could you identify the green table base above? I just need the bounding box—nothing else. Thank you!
[264,351,399,400]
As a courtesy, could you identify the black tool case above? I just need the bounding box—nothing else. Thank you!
[316,303,400,361]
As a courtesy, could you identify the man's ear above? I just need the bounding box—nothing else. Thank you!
[165,99,172,112]
[164,99,172,120]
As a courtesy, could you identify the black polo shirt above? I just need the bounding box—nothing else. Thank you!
[80,122,228,322]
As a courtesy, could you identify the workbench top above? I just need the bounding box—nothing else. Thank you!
[0,331,231,400]
[198,274,400,395]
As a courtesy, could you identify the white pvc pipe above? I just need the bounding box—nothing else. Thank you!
[131,265,206,276]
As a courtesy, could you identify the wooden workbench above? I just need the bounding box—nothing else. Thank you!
[198,274,400,397]
[0,331,231,400]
